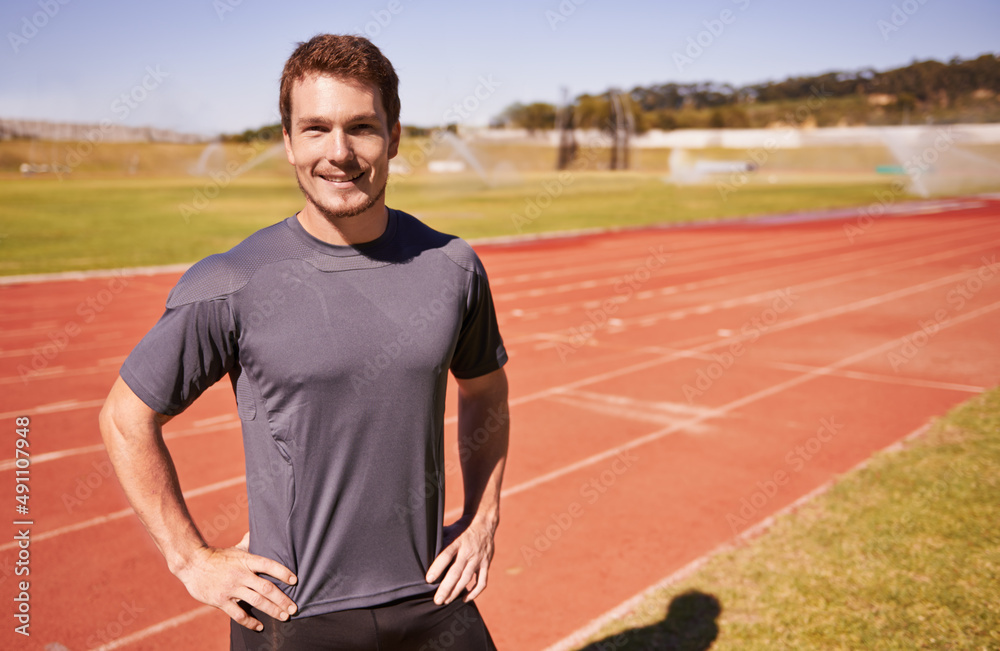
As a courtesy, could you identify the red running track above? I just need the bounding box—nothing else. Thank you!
[1,197,999,650]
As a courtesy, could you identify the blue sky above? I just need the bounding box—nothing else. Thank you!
[1,0,997,136]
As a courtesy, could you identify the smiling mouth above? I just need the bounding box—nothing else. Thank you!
[318,170,365,185]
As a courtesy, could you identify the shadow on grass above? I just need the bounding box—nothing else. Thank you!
[579,590,721,651]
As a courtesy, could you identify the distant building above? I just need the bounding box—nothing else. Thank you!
[0,118,209,143]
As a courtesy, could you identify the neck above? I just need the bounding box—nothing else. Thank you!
[297,203,389,246]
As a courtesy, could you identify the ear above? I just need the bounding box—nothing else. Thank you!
[283,127,295,165]
[387,121,401,160]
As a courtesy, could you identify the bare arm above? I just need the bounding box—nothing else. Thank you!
[426,367,510,604]
[99,376,298,630]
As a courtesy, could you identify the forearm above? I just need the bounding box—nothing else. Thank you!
[456,374,510,530]
[100,377,298,629]
[99,378,205,575]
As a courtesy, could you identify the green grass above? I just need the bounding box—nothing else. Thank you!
[0,175,302,274]
[2,137,998,276]
[392,172,898,238]
[0,168,905,276]
[577,387,1000,651]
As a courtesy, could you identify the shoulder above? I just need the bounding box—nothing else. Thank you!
[393,209,484,274]
[166,219,299,308]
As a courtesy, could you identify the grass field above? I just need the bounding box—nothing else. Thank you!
[576,387,1000,651]
[0,177,937,279]
[3,137,998,276]
[0,171,907,275]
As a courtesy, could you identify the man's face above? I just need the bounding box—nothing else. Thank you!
[283,73,400,223]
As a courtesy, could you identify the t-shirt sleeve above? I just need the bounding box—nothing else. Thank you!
[119,296,238,416]
[450,255,508,379]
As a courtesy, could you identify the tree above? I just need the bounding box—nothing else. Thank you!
[498,102,557,131]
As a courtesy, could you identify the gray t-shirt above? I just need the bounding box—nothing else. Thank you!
[120,208,507,617]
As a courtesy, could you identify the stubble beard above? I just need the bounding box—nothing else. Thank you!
[296,171,388,223]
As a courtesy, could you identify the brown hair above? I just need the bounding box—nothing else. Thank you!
[279,34,400,133]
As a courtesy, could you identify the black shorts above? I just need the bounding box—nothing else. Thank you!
[230,592,498,651]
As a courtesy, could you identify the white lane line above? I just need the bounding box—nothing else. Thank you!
[0,365,68,383]
[494,218,999,301]
[544,392,715,431]
[0,476,246,552]
[505,219,997,316]
[502,263,997,415]
[530,224,1000,321]
[0,263,192,286]
[87,606,215,651]
[518,236,999,343]
[519,232,999,342]
[193,414,238,428]
[445,298,1000,522]
[479,198,987,279]
[761,361,987,394]
[554,389,718,417]
[582,345,989,395]
[0,420,241,471]
[449,262,994,427]
[0,398,106,420]
[491,209,975,290]
[0,364,107,386]
[668,351,988,394]
[0,332,139,358]
[491,226,781,284]
[0,316,142,342]
[538,423,935,651]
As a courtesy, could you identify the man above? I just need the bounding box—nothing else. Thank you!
[100,34,509,650]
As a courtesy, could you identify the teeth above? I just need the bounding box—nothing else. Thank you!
[322,172,362,182]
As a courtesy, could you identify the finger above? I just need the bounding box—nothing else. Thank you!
[218,600,263,632]
[432,554,465,605]
[234,586,291,623]
[235,531,250,552]
[245,553,298,586]
[439,557,478,605]
[464,561,489,602]
[247,574,298,617]
[448,562,478,604]
[425,545,457,584]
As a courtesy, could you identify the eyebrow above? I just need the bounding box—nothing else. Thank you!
[295,113,382,127]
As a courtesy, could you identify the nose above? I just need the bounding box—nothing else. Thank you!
[325,129,354,165]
